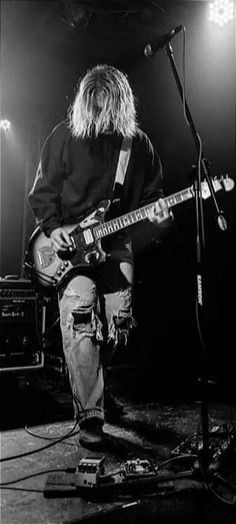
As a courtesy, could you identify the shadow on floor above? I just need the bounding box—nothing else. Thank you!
[0,371,73,430]
[1,363,235,432]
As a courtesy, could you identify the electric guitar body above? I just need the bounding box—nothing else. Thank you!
[27,200,111,289]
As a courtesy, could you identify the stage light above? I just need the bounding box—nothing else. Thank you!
[208,0,235,26]
[0,119,11,131]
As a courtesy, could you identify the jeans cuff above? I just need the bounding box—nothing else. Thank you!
[79,408,104,426]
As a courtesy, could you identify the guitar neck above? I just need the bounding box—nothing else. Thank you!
[93,186,194,240]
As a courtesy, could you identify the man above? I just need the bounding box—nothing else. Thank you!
[29,64,173,448]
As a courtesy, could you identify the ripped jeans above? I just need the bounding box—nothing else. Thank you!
[58,258,134,425]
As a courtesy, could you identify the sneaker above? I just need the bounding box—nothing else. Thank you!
[79,418,105,449]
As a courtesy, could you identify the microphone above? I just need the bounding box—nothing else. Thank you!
[144,25,183,57]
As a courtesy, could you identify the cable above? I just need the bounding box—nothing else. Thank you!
[34,292,45,352]
[198,454,235,506]
[172,422,236,506]
[0,468,70,486]
[0,422,80,463]
[43,315,60,335]
[0,383,99,462]
[158,453,198,469]
[1,391,101,462]
[0,486,44,493]
[24,418,78,442]
[213,473,236,494]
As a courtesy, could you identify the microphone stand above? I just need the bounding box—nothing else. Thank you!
[163,42,228,470]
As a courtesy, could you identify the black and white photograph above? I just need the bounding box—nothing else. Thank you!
[1,1,236,523]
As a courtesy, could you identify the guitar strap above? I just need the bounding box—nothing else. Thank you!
[112,136,133,191]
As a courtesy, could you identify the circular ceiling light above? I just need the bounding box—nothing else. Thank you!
[209,0,235,26]
[0,119,11,131]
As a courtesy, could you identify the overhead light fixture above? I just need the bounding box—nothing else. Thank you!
[208,0,235,26]
[0,119,11,131]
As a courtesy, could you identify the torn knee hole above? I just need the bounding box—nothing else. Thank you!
[108,315,133,347]
[68,308,103,342]
[72,310,92,325]
[113,316,131,329]
[66,306,95,334]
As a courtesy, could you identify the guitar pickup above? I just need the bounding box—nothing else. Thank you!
[83,229,94,245]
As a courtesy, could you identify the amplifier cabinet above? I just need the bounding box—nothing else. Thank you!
[41,294,66,379]
[0,278,44,373]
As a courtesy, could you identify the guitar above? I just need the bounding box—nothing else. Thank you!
[25,175,234,290]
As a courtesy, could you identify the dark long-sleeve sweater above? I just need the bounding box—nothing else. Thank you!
[29,121,164,238]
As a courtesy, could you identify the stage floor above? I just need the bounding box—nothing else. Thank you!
[1,369,236,524]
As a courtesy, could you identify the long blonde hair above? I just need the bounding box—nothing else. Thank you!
[68,64,138,139]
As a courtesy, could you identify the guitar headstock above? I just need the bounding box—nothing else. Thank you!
[201,175,234,199]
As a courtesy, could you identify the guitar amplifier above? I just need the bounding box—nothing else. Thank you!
[0,278,44,372]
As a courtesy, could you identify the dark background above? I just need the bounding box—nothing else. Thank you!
[1,0,235,390]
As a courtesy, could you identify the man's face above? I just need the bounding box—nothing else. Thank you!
[96,92,104,108]
[91,93,104,118]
